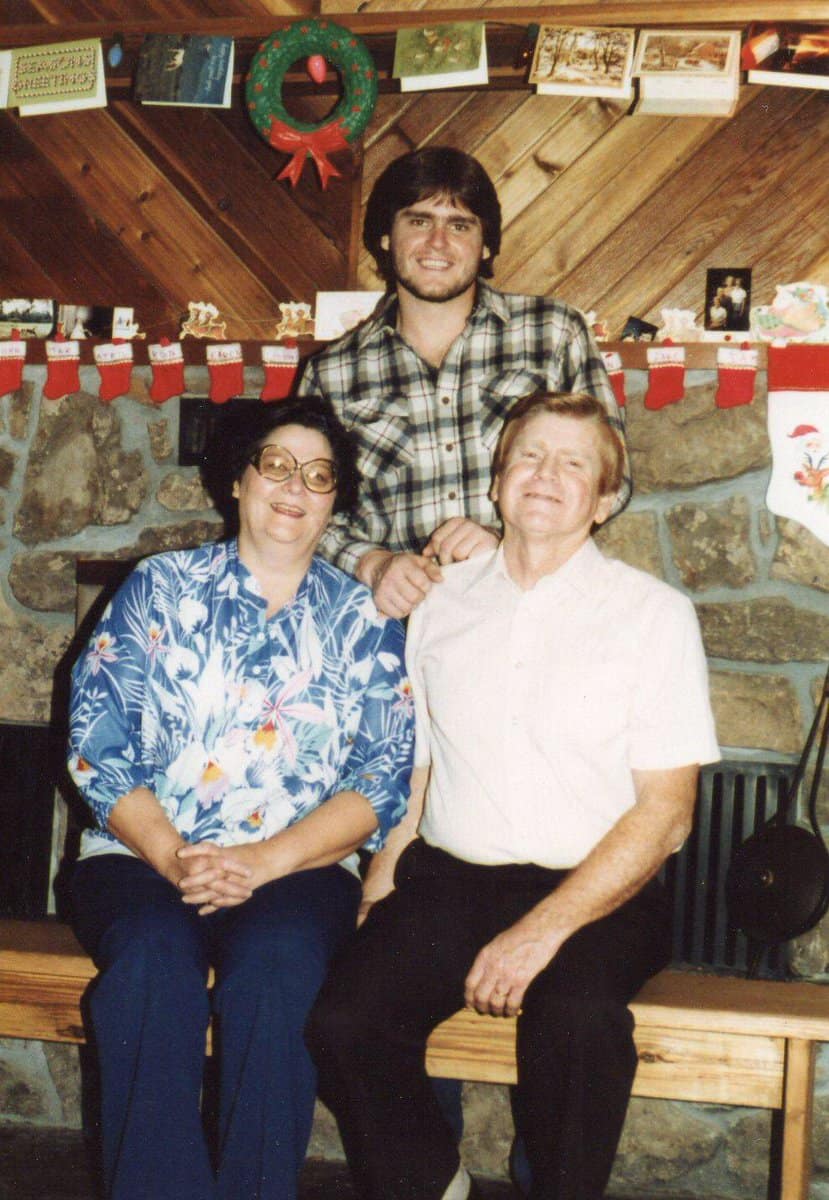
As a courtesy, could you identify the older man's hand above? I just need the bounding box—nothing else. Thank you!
[464,913,560,1018]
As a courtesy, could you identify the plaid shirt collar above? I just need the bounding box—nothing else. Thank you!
[354,279,511,352]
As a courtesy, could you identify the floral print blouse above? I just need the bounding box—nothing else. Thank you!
[69,540,414,862]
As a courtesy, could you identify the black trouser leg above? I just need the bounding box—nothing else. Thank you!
[307,844,485,1200]
[515,881,671,1200]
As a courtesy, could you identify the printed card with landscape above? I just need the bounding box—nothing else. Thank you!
[633,29,741,117]
[529,26,636,100]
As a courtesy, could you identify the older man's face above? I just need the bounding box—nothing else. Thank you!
[492,412,614,545]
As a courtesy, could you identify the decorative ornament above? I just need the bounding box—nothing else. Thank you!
[207,342,244,405]
[246,20,378,188]
[44,332,81,401]
[94,339,134,403]
[181,302,228,340]
[766,344,829,546]
[274,301,314,340]
[0,329,27,397]
[644,340,685,411]
[261,342,300,402]
[148,337,185,404]
[715,344,757,409]
[751,281,829,344]
[601,350,626,408]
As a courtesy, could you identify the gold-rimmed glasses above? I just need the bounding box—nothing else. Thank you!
[249,444,337,494]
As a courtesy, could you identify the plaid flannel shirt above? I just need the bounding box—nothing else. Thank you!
[299,281,629,574]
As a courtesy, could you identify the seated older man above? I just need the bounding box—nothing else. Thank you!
[307,391,720,1200]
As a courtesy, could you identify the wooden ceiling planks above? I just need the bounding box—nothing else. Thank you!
[574,87,827,331]
[1,116,172,322]
[653,101,829,323]
[13,106,311,339]
[5,3,829,341]
[499,111,720,299]
[107,102,351,302]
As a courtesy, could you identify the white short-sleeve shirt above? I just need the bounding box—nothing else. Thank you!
[406,541,720,869]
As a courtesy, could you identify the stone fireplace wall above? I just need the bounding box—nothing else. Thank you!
[1,361,828,1197]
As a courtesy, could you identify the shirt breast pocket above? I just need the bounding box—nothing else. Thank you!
[348,396,415,476]
[478,370,548,451]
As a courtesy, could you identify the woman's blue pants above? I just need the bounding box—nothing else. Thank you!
[72,853,360,1200]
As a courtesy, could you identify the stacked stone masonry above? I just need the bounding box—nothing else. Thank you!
[1,364,827,1198]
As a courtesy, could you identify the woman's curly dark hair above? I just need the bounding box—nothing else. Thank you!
[201,396,361,535]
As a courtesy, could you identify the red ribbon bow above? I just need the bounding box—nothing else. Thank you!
[267,117,349,188]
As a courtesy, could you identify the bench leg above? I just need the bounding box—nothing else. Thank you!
[780,1038,815,1200]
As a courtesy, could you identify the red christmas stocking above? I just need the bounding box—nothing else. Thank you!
[43,333,81,401]
[207,343,244,405]
[601,350,626,408]
[149,339,185,404]
[716,345,758,409]
[645,342,686,410]
[260,341,300,402]
[0,330,27,396]
[93,340,134,403]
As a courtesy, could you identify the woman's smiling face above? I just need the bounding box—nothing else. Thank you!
[235,423,337,562]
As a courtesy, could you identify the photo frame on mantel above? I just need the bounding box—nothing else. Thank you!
[705,267,752,333]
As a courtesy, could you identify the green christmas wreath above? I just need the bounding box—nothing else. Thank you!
[246,19,378,188]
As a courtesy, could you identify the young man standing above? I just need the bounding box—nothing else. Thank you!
[299,146,627,618]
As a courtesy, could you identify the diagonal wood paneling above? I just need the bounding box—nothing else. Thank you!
[3,3,829,342]
[357,82,829,334]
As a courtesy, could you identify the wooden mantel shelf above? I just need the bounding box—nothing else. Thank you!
[16,339,770,371]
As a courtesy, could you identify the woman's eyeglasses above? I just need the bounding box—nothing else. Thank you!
[249,444,337,494]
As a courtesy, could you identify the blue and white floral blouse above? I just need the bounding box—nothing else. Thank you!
[68,540,415,864]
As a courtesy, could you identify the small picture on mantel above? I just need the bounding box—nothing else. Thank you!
[620,316,659,341]
[705,267,752,332]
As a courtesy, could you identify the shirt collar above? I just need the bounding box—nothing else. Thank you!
[226,537,316,617]
[355,278,509,350]
[460,538,608,598]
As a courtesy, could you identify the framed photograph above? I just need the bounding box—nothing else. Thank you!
[633,29,741,77]
[0,298,55,339]
[705,268,752,333]
[620,316,660,342]
[57,305,136,339]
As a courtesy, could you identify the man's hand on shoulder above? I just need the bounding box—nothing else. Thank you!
[356,548,442,619]
[422,518,499,566]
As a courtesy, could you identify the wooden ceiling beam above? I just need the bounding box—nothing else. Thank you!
[3,5,829,46]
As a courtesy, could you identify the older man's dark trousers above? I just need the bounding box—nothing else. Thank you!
[307,840,671,1200]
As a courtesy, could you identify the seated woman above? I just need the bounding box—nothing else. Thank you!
[68,396,414,1200]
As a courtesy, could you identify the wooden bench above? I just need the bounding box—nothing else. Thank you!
[1,917,827,1200]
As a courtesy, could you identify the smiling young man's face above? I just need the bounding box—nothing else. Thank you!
[492,411,615,547]
[382,193,487,305]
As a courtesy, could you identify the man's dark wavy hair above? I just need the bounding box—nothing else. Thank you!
[364,146,502,286]
[202,396,361,535]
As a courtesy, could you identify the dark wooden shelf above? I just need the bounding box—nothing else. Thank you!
[16,338,770,371]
